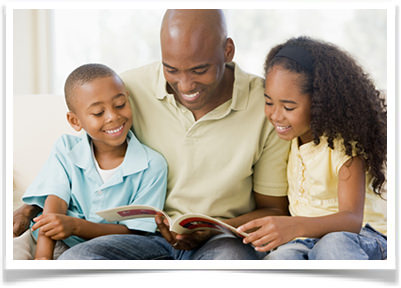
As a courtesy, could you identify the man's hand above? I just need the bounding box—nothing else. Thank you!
[155,214,217,250]
[13,204,41,237]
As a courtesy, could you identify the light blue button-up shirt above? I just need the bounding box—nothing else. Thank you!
[23,130,167,247]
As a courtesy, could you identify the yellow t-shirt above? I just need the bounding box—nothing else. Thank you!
[287,137,387,235]
[120,62,290,221]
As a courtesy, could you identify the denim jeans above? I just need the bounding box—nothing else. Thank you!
[264,224,387,260]
[58,232,262,260]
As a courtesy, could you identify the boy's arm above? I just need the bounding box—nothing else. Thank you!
[34,195,67,260]
[69,219,133,239]
[33,208,134,241]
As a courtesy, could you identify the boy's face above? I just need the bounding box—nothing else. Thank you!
[67,75,133,151]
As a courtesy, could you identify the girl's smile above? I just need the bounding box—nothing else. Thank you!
[264,65,313,144]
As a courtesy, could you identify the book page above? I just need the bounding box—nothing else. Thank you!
[96,205,168,222]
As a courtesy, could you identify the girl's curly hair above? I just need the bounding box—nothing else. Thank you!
[264,36,387,195]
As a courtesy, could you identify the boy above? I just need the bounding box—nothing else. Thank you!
[13,64,167,260]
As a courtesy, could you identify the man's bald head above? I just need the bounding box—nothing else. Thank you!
[159,9,235,120]
[161,9,228,50]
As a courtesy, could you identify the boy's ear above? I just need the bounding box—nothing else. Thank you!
[66,112,82,132]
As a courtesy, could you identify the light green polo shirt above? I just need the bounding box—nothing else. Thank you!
[121,62,290,222]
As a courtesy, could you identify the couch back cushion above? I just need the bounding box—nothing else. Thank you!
[13,94,80,209]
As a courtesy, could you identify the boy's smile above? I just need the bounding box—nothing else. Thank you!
[67,75,133,153]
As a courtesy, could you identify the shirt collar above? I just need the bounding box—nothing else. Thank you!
[154,61,250,111]
[69,130,148,176]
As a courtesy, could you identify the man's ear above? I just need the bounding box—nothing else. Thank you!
[224,37,235,63]
[66,112,82,132]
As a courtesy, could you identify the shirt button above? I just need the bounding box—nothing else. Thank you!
[97,190,103,195]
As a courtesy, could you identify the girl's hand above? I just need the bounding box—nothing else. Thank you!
[237,216,297,252]
[32,213,76,240]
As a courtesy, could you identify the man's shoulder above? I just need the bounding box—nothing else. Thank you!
[120,62,161,80]
[231,62,264,91]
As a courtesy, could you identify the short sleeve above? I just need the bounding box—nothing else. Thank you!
[253,127,290,197]
[119,149,168,232]
[331,139,353,175]
[22,137,72,208]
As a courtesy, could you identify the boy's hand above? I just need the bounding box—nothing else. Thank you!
[32,213,76,240]
[237,216,296,252]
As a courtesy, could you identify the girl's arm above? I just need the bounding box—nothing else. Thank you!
[238,157,366,252]
[34,195,68,260]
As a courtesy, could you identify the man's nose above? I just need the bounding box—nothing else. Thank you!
[177,73,196,94]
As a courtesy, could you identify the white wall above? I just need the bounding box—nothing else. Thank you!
[13,9,52,95]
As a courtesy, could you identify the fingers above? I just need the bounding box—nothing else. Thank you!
[155,215,178,247]
[31,215,61,238]
[237,218,266,234]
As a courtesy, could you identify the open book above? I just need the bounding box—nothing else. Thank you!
[96,205,248,238]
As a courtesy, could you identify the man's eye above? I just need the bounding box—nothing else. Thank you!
[193,69,207,75]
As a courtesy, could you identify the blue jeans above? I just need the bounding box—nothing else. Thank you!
[58,232,262,260]
[264,224,387,260]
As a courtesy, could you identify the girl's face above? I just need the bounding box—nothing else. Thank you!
[264,65,313,144]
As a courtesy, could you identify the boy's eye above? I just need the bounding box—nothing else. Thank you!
[92,111,104,117]
[265,101,273,106]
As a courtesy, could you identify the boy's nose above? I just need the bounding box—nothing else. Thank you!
[105,109,118,122]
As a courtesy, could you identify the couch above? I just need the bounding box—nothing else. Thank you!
[13,94,80,210]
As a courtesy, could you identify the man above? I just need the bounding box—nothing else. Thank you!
[14,9,290,260]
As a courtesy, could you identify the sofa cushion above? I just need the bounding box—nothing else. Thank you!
[13,94,79,209]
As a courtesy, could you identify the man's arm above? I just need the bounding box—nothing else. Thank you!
[13,204,42,237]
[156,192,289,250]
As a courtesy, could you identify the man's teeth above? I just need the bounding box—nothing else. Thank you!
[105,125,123,134]
[183,92,199,99]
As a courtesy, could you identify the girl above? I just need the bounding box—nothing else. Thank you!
[237,36,387,260]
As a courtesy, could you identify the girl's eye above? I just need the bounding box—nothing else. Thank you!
[284,107,295,111]
[115,102,126,109]
[265,102,273,106]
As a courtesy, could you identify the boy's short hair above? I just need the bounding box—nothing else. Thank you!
[64,63,121,111]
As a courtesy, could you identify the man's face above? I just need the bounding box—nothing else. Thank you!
[161,31,229,118]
